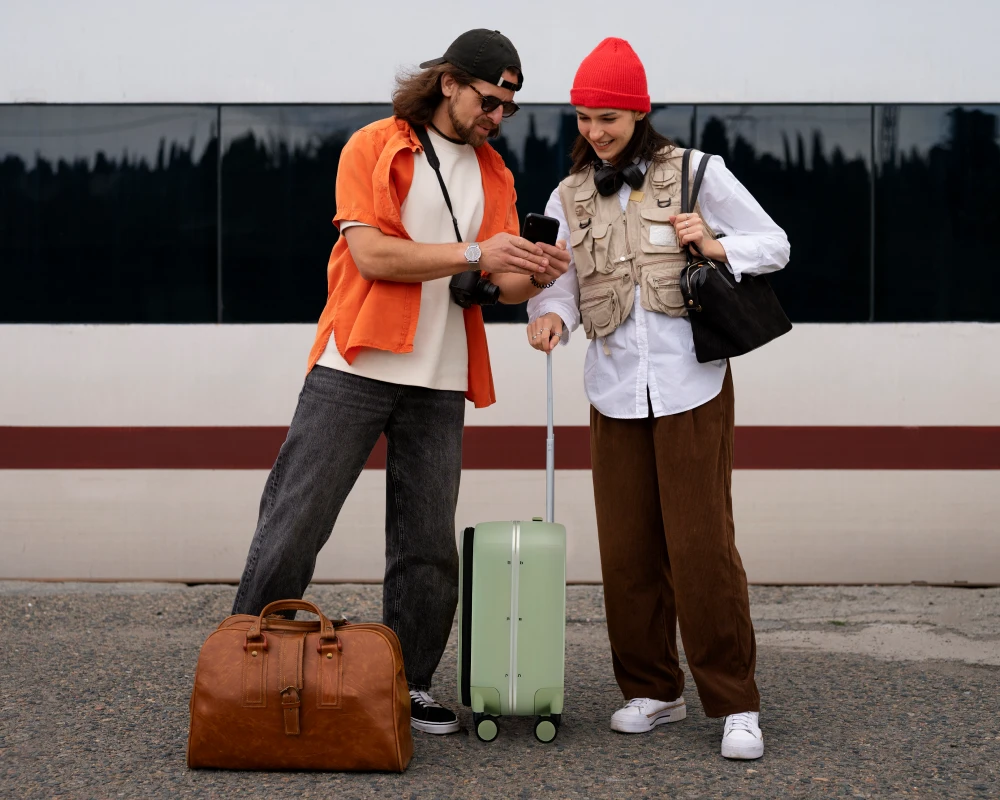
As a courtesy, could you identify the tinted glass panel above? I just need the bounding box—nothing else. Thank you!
[220,105,391,322]
[875,105,1000,321]
[487,104,694,322]
[0,106,218,322]
[697,106,873,322]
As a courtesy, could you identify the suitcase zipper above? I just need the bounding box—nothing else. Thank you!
[509,521,522,714]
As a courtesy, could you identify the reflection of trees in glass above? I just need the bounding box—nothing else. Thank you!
[700,115,873,322]
[221,128,351,323]
[0,138,217,322]
[6,105,1000,325]
[876,107,1000,321]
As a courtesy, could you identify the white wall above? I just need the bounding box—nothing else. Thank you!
[1,324,999,584]
[2,0,999,104]
[2,323,999,427]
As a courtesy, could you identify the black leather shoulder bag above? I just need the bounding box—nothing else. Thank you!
[679,149,792,362]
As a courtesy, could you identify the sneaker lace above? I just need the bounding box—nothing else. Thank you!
[625,698,653,710]
[727,712,756,732]
[409,690,443,709]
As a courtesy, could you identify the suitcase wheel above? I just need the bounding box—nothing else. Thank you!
[474,712,499,742]
[534,714,560,743]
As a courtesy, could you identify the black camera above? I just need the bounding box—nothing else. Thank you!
[449,270,500,308]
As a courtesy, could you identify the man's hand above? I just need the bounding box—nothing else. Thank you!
[479,232,551,276]
[526,312,565,353]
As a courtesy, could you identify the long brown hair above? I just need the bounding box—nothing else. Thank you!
[569,115,675,174]
[392,64,474,128]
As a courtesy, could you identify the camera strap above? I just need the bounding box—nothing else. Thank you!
[413,125,463,243]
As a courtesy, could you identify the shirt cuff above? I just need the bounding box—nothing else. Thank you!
[338,220,372,232]
[717,235,763,282]
[334,208,379,230]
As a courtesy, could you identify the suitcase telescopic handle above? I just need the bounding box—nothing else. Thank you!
[546,351,555,524]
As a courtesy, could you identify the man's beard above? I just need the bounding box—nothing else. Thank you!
[448,96,499,147]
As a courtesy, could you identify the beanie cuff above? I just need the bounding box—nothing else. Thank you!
[570,86,651,113]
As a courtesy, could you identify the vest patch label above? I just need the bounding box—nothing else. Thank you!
[649,225,677,247]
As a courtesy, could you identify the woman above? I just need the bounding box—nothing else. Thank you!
[526,38,789,760]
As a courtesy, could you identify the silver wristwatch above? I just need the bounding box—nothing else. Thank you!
[464,242,481,268]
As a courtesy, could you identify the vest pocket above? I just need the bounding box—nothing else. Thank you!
[580,275,630,339]
[640,267,688,318]
[639,207,682,255]
[573,185,598,219]
[570,222,612,278]
[590,223,613,273]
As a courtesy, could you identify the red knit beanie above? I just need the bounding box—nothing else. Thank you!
[570,38,650,113]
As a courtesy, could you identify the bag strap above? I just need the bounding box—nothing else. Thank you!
[681,148,714,260]
[681,148,713,213]
[681,149,691,214]
[412,125,463,243]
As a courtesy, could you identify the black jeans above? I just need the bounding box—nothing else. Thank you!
[232,365,464,691]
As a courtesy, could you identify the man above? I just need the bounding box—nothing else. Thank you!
[231,28,570,735]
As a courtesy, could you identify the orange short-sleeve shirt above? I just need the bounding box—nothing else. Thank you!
[305,117,519,409]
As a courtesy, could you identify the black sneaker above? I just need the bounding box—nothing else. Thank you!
[409,690,460,734]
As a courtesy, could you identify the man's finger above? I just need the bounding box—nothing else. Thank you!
[510,236,545,255]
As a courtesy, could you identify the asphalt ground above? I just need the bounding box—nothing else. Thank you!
[1,583,998,799]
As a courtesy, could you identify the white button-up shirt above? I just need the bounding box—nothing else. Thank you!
[528,150,790,419]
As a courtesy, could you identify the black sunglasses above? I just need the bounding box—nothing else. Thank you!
[468,85,520,119]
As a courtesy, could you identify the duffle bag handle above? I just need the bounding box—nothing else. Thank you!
[247,599,344,649]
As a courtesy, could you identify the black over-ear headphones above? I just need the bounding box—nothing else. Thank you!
[593,161,645,197]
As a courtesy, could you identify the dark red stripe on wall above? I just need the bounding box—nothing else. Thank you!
[1,426,999,470]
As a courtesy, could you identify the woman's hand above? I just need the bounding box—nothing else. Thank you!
[526,312,564,353]
[669,212,727,262]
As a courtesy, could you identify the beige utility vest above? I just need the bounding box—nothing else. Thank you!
[558,146,706,340]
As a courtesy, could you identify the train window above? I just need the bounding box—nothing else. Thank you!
[874,105,1000,321]
[220,105,391,323]
[696,105,874,322]
[484,104,695,323]
[10,104,997,326]
[0,105,218,322]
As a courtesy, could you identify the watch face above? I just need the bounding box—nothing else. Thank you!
[466,243,481,261]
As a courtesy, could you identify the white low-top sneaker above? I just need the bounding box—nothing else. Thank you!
[610,696,686,733]
[721,711,764,759]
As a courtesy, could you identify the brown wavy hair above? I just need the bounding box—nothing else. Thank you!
[392,64,475,128]
[569,115,675,174]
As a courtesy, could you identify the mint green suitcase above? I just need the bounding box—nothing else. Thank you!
[457,353,566,743]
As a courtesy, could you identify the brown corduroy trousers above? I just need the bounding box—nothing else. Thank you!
[590,367,760,718]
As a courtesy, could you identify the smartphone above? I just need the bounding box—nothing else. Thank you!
[521,212,560,246]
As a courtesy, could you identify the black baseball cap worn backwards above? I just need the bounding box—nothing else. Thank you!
[420,29,523,91]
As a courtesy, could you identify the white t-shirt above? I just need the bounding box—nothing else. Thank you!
[317,128,484,392]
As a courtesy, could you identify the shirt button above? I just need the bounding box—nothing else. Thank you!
[619,256,626,262]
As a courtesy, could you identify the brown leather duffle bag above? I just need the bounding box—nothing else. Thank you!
[187,599,413,771]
